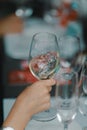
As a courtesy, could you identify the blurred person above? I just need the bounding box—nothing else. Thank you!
[0,13,23,36]
[1,79,56,130]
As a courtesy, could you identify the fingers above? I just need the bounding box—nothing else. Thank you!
[47,86,52,92]
[41,78,56,86]
[40,102,51,112]
[42,79,56,92]
[30,78,56,90]
[33,94,51,114]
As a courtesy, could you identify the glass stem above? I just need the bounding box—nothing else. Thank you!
[64,123,68,130]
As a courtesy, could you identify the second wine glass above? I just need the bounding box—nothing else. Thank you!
[28,32,60,121]
[58,34,82,73]
[55,71,79,130]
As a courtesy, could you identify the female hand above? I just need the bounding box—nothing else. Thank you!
[3,79,56,130]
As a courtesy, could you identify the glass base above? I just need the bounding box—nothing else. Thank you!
[79,94,87,116]
[32,108,57,122]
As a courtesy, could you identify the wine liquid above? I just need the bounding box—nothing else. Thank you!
[29,52,60,79]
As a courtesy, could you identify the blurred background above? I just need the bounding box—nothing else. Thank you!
[0,0,87,126]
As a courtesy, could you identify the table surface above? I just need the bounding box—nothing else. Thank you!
[26,116,81,130]
[25,107,87,130]
[3,98,87,130]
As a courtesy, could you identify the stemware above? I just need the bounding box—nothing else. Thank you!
[79,57,87,116]
[57,34,82,73]
[55,71,79,130]
[28,32,60,121]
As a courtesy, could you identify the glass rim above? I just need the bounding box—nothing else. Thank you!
[58,34,80,44]
[32,32,57,41]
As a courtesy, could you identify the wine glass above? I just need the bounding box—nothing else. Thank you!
[79,57,87,116]
[28,32,60,121]
[55,71,79,130]
[58,34,82,73]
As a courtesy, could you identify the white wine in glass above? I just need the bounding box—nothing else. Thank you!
[28,32,60,121]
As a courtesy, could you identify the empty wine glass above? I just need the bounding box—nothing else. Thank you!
[79,57,87,116]
[58,34,82,73]
[28,32,60,121]
[55,71,79,130]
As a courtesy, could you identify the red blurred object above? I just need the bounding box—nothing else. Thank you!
[57,8,63,17]
[63,1,71,8]
[8,69,38,85]
[60,15,69,27]
[20,60,29,70]
[68,10,78,21]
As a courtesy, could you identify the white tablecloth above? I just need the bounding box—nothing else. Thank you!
[26,117,81,130]
[4,98,87,130]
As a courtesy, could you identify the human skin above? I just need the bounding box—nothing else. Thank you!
[2,79,56,130]
[0,14,23,36]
